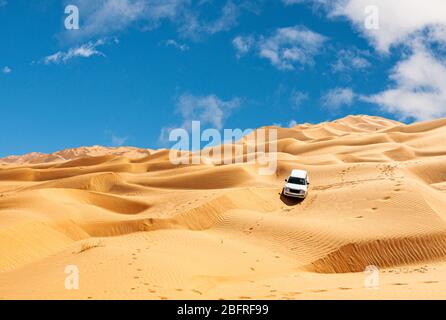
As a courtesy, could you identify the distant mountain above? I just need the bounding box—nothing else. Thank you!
[0,146,152,165]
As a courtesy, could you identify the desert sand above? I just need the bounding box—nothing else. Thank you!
[1,115,446,300]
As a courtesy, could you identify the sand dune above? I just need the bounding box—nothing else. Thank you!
[1,115,446,299]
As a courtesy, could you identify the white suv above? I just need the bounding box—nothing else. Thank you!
[282,169,310,199]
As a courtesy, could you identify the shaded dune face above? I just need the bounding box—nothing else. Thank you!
[1,115,446,299]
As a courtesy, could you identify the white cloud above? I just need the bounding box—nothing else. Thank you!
[321,87,355,110]
[288,119,298,127]
[43,39,106,64]
[271,119,300,128]
[176,93,241,130]
[282,0,303,5]
[158,125,177,144]
[206,1,240,35]
[2,66,11,74]
[318,0,446,121]
[111,134,128,146]
[259,26,326,70]
[159,93,241,144]
[364,45,446,121]
[232,35,254,58]
[177,1,240,39]
[65,0,149,41]
[290,90,309,108]
[234,25,326,70]
[66,0,241,42]
[324,0,446,52]
[331,48,371,73]
[165,39,189,51]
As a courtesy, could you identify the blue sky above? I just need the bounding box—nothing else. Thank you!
[1,0,446,157]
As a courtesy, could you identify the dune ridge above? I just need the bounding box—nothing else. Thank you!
[1,114,446,299]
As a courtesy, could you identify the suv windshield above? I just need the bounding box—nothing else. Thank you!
[288,177,306,185]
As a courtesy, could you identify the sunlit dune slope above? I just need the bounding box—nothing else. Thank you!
[1,115,446,299]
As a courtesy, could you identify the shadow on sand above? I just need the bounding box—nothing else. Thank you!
[279,191,305,206]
